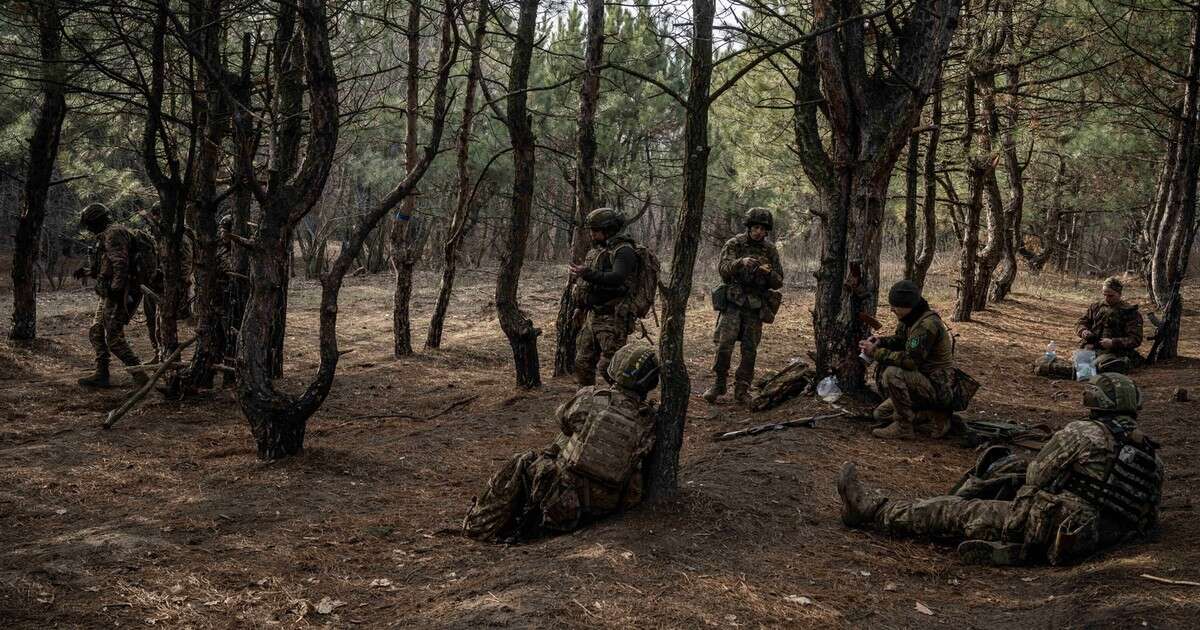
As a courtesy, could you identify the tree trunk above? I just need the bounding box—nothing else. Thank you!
[495,0,542,389]
[970,81,1004,311]
[801,0,962,386]
[644,0,714,499]
[427,0,489,350]
[1150,10,1200,361]
[903,132,920,280]
[183,0,231,391]
[553,0,606,377]
[392,0,423,358]
[913,75,941,290]
[9,0,66,342]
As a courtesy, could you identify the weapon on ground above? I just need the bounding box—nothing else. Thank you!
[711,411,846,441]
[103,336,196,430]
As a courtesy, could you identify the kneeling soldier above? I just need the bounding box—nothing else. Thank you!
[464,343,660,542]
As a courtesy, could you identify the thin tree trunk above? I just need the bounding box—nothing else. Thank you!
[10,0,66,341]
[392,0,423,357]
[427,0,489,350]
[645,0,715,499]
[495,0,542,388]
[553,0,606,377]
[903,132,920,280]
[913,75,941,290]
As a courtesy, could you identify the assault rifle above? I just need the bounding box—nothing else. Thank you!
[711,411,846,441]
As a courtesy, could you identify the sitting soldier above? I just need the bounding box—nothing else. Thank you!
[837,373,1164,566]
[463,343,660,542]
[858,280,957,439]
[1036,276,1144,378]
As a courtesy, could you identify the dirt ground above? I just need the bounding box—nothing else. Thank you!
[2,262,1199,629]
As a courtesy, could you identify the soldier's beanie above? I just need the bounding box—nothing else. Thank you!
[1103,276,1123,294]
[887,280,922,308]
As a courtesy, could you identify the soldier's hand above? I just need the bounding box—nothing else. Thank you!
[858,338,878,354]
[1080,328,1093,339]
[1100,338,1114,350]
[568,264,586,276]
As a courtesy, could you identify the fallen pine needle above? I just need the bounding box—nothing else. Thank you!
[1140,574,1200,587]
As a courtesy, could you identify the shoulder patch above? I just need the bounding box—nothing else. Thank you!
[907,337,921,350]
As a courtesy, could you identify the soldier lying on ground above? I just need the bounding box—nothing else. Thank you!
[463,343,661,542]
[1036,276,1144,378]
[837,373,1164,566]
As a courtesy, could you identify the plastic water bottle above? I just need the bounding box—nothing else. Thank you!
[817,376,842,403]
[1044,341,1057,363]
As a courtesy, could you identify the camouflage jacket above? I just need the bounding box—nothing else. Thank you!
[717,233,784,310]
[96,224,136,293]
[577,236,639,313]
[873,308,955,375]
[552,385,656,511]
[1076,300,1143,352]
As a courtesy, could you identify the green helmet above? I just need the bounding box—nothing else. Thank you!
[1083,373,1142,415]
[744,207,774,230]
[586,207,625,233]
[80,203,111,231]
[606,343,660,394]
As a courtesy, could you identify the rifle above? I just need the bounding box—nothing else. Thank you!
[711,411,846,441]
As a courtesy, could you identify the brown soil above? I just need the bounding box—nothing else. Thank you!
[2,264,1199,629]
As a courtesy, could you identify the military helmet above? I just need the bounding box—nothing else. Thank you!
[80,203,111,230]
[586,207,625,233]
[743,207,774,230]
[218,213,234,228]
[607,343,660,394]
[1083,373,1142,415]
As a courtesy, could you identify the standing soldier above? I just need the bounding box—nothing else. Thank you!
[703,208,784,405]
[858,280,957,439]
[77,203,151,388]
[570,208,641,386]
[1076,276,1143,373]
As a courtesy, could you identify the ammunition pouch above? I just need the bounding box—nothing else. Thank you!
[950,368,979,412]
[759,289,783,324]
[560,405,654,488]
[711,284,728,312]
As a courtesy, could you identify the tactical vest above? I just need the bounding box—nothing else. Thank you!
[559,389,655,487]
[1062,430,1163,532]
[577,236,637,310]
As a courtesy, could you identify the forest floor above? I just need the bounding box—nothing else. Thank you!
[2,261,1200,629]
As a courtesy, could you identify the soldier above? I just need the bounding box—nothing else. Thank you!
[837,373,1164,566]
[77,203,150,388]
[703,207,784,405]
[463,343,661,542]
[858,280,956,439]
[1077,276,1143,373]
[570,208,641,386]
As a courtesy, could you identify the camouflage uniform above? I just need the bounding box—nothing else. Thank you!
[465,344,660,542]
[1076,300,1143,373]
[870,306,955,432]
[84,221,145,384]
[840,374,1164,566]
[710,231,784,398]
[574,209,642,386]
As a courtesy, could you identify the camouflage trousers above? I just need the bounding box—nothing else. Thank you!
[873,366,940,424]
[712,307,763,387]
[875,487,1116,565]
[463,447,638,542]
[575,310,631,386]
[1035,351,1135,379]
[88,295,141,368]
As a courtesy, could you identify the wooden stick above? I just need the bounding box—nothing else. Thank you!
[103,336,197,430]
[1140,574,1200,587]
[711,411,846,441]
[125,361,233,374]
[140,284,162,303]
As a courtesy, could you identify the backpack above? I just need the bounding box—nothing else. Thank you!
[627,244,660,319]
[129,228,159,285]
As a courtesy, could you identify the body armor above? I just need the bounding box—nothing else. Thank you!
[560,390,655,487]
[1062,438,1163,532]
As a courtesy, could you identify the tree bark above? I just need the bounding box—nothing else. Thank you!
[644,0,715,499]
[427,0,489,350]
[801,0,962,386]
[553,0,606,377]
[903,133,920,280]
[392,0,423,358]
[495,0,542,389]
[9,0,66,341]
[913,75,942,290]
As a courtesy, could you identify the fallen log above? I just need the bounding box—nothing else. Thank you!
[103,336,196,430]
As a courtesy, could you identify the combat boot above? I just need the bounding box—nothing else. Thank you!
[872,419,915,439]
[837,462,886,528]
[78,361,111,388]
[957,540,1027,566]
[918,410,953,439]
[702,375,727,403]
[733,382,750,405]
